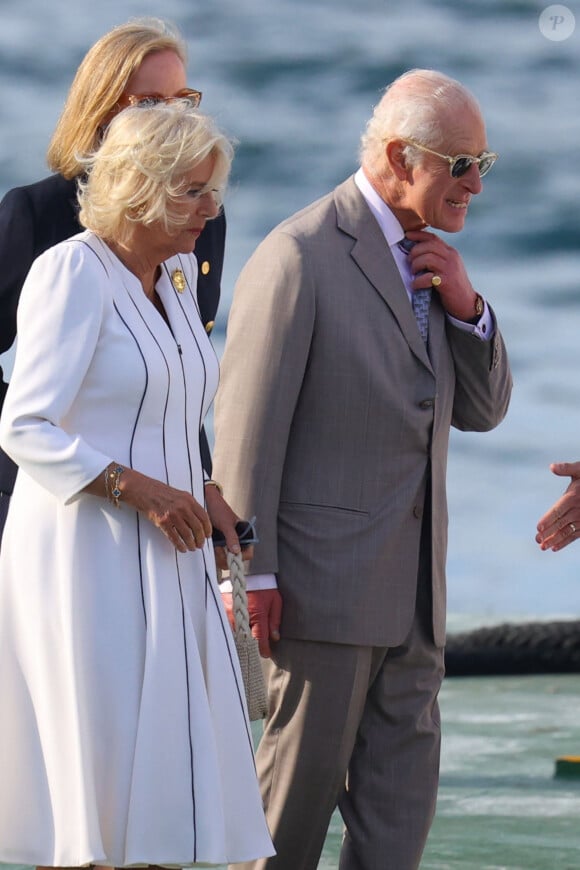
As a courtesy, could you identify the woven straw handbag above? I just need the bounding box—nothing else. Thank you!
[227,550,268,721]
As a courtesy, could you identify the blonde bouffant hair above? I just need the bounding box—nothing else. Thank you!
[77,102,234,244]
[47,18,188,179]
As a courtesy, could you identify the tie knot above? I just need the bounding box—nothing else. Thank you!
[398,236,415,254]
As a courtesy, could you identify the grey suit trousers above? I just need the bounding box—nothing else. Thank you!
[233,519,444,870]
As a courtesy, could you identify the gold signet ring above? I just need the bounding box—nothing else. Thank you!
[431,275,442,287]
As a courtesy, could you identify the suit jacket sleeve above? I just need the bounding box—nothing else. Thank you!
[213,230,315,574]
[446,307,512,433]
[0,187,37,354]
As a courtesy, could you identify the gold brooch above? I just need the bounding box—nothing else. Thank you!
[171,269,186,292]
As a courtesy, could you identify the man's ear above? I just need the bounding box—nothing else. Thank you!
[385,139,411,181]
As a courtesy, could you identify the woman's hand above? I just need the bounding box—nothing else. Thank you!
[105,466,212,552]
[204,481,254,570]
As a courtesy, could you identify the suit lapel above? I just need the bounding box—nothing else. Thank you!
[334,177,433,371]
[426,295,445,373]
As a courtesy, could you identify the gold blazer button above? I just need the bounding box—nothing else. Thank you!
[201,261,210,275]
[205,320,215,335]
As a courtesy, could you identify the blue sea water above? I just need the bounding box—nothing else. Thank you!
[2,0,580,622]
[1,1,580,866]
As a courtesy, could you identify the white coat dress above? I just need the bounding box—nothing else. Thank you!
[0,231,274,868]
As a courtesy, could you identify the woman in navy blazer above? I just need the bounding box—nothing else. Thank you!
[0,17,226,527]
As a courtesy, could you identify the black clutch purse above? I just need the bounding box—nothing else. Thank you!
[211,516,258,550]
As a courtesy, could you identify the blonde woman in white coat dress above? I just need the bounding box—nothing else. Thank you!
[0,102,274,869]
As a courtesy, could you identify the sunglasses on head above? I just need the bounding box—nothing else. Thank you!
[401,138,498,178]
[116,87,202,111]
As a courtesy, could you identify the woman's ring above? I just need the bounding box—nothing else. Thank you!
[570,522,576,534]
[431,275,442,287]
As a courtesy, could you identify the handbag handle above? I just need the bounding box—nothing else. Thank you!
[227,551,252,641]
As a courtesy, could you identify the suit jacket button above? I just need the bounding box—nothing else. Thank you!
[419,398,434,410]
[201,260,210,275]
[205,320,215,335]
[413,505,423,519]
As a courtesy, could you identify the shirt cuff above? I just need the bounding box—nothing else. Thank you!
[447,299,494,341]
[219,572,278,593]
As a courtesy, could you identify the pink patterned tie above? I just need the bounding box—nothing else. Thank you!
[399,236,431,343]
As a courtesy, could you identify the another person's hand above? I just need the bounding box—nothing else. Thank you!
[204,481,254,570]
[221,588,282,658]
[536,461,580,551]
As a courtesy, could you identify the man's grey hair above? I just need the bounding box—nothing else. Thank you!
[360,69,482,173]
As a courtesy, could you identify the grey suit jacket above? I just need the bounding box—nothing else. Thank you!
[213,176,512,648]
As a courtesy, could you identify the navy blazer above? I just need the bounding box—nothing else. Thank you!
[0,173,225,493]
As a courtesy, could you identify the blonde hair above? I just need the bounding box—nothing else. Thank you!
[77,102,234,244]
[47,18,187,178]
[360,69,482,174]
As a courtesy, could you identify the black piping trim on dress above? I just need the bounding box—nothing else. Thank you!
[174,546,198,863]
[162,257,255,764]
[69,238,202,854]
[111,300,149,626]
[84,235,154,623]
[206,574,257,760]
[162,255,204,471]
[71,237,151,624]
[71,237,111,278]
[163,256,213,607]
[125,263,201,858]
[125,291,173,488]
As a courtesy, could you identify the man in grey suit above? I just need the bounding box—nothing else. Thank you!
[212,69,512,870]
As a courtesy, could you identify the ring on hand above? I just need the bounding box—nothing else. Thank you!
[431,275,442,287]
[570,522,577,534]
